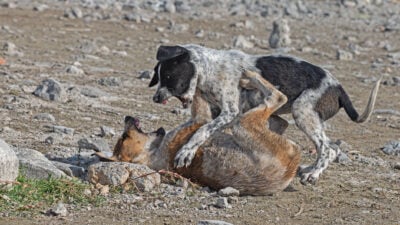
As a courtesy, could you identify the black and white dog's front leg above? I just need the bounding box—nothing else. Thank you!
[174,107,240,168]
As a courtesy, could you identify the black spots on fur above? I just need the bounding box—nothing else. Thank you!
[255,56,326,102]
[314,86,342,121]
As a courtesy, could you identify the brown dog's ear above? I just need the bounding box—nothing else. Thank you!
[149,63,160,87]
[155,127,166,136]
[156,45,189,61]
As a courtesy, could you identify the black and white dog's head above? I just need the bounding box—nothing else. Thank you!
[149,45,196,108]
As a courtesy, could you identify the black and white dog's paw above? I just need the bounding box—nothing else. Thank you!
[298,165,321,185]
[174,146,196,168]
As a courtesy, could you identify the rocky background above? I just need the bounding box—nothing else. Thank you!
[0,0,399,224]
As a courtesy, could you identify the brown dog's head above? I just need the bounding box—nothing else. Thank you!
[111,116,165,164]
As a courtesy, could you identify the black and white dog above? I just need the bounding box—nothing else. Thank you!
[149,44,381,185]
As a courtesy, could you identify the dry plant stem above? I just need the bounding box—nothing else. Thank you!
[130,169,199,188]
[0,180,21,185]
[293,202,305,217]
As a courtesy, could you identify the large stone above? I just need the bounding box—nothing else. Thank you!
[14,148,66,179]
[0,139,19,181]
[233,35,254,49]
[269,19,291,49]
[88,162,160,191]
[33,78,64,101]
[51,161,85,178]
[381,141,400,156]
[78,138,110,152]
[218,187,240,197]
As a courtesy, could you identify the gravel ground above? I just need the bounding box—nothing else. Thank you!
[0,0,399,224]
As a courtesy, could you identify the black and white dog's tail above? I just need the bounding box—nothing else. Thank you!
[339,77,382,123]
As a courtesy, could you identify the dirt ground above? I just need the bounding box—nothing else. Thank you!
[0,2,399,225]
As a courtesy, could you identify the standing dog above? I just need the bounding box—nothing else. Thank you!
[97,71,301,195]
[149,44,381,185]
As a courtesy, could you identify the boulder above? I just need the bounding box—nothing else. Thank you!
[14,148,66,179]
[0,139,19,181]
[88,162,160,191]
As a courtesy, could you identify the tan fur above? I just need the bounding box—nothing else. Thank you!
[102,70,301,195]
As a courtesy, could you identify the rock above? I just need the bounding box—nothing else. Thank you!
[198,220,233,225]
[33,4,48,12]
[51,161,85,178]
[14,148,66,179]
[80,86,107,98]
[285,2,300,18]
[394,163,400,170]
[33,113,56,122]
[100,126,115,137]
[381,140,400,156]
[3,42,23,57]
[269,19,291,49]
[385,15,400,31]
[46,202,68,217]
[138,70,151,79]
[99,185,110,196]
[383,77,400,86]
[228,196,239,204]
[128,164,161,192]
[0,139,19,182]
[33,78,64,102]
[88,162,130,186]
[164,0,176,13]
[65,65,84,75]
[336,49,353,61]
[175,1,191,13]
[124,13,141,23]
[388,52,400,60]
[78,138,110,152]
[233,35,254,49]
[1,2,17,8]
[169,22,189,33]
[215,197,231,209]
[98,45,110,55]
[195,29,205,38]
[50,125,75,135]
[88,162,160,191]
[218,187,240,197]
[98,77,121,86]
[65,7,83,19]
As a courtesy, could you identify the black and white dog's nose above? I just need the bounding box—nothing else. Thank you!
[153,94,161,103]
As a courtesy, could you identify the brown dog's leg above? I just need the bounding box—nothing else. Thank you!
[234,70,300,180]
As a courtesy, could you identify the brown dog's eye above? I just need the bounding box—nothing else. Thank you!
[122,132,129,139]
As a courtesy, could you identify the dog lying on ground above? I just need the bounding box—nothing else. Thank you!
[149,44,381,185]
[96,71,301,195]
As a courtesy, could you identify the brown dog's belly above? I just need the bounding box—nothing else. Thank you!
[173,133,298,195]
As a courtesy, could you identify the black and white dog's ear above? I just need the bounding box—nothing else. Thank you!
[156,45,189,61]
[148,63,160,87]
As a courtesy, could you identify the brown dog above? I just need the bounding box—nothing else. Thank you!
[97,71,301,195]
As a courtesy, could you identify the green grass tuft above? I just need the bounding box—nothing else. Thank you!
[0,174,104,214]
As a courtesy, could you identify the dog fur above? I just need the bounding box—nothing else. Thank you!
[149,44,381,185]
[97,71,301,195]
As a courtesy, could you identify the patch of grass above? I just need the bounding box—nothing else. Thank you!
[0,174,104,214]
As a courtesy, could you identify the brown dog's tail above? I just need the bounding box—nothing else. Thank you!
[340,77,382,123]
